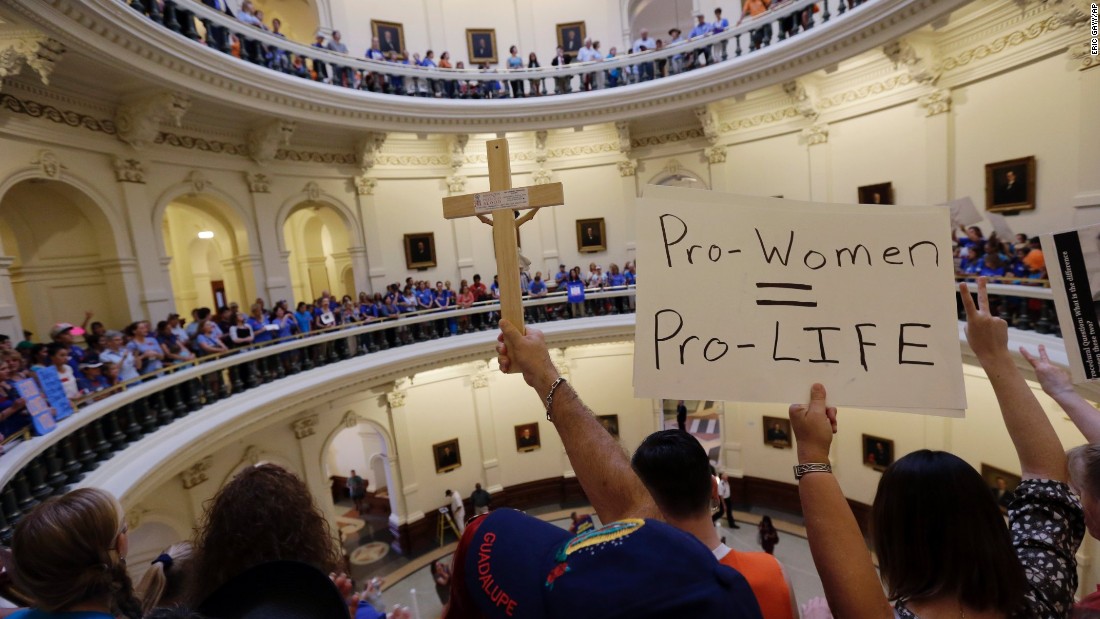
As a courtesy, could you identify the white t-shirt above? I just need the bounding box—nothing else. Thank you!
[450,491,464,514]
[718,478,731,500]
[57,364,79,399]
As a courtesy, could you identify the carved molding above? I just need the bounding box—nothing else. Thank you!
[446,174,467,195]
[817,74,913,110]
[719,107,801,132]
[534,130,549,163]
[631,129,705,148]
[115,91,192,149]
[532,168,552,186]
[450,134,469,170]
[1048,0,1091,27]
[180,455,213,490]
[386,389,407,408]
[0,33,65,87]
[291,414,318,439]
[783,80,819,121]
[113,157,145,183]
[801,124,829,146]
[615,121,632,155]
[934,15,1062,73]
[617,159,637,177]
[705,145,727,164]
[355,174,377,195]
[0,93,117,134]
[245,172,271,193]
[883,40,940,85]
[355,131,387,171]
[125,504,150,531]
[1068,40,1099,71]
[31,149,63,179]
[342,410,360,429]
[917,88,952,116]
[304,181,322,201]
[693,105,721,144]
[186,170,210,193]
[247,118,296,165]
[471,371,490,389]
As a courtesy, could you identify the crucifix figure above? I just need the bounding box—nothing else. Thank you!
[442,138,565,333]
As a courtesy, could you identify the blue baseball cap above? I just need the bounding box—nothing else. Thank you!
[451,509,763,619]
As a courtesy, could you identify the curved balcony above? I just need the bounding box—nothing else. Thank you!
[0,282,1086,547]
[7,0,973,132]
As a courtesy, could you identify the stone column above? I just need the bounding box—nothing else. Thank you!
[618,160,639,264]
[386,382,422,523]
[114,159,173,320]
[0,256,22,339]
[802,124,830,202]
[469,364,502,492]
[918,89,952,205]
[246,174,294,304]
[345,246,370,297]
[354,178,387,294]
[290,414,341,528]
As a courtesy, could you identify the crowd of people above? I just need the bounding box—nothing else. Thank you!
[0,261,636,446]
[139,0,871,98]
[3,276,1100,619]
[953,225,1047,280]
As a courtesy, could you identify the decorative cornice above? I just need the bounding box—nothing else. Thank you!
[291,414,318,439]
[303,181,322,201]
[356,131,387,171]
[934,15,1062,73]
[115,91,191,149]
[534,130,549,163]
[157,131,246,156]
[917,88,952,116]
[113,157,145,183]
[1068,41,1099,71]
[386,389,406,408]
[342,410,360,428]
[817,73,914,109]
[532,168,552,185]
[450,134,469,170]
[719,107,800,132]
[0,32,65,87]
[180,455,213,489]
[471,371,489,389]
[801,123,829,146]
[275,149,357,165]
[883,40,940,85]
[783,80,819,120]
[615,121,632,155]
[0,93,117,134]
[186,170,211,193]
[30,149,63,179]
[375,154,451,166]
[247,118,295,165]
[631,128,705,148]
[245,172,271,193]
[705,145,728,164]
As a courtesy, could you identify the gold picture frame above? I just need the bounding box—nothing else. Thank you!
[576,218,606,253]
[514,422,541,452]
[371,20,406,60]
[433,438,461,474]
[985,155,1036,213]
[466,28,498,65]
[404,233,436,270]
[556,21,586,58]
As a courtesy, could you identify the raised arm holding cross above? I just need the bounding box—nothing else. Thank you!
[442,137,565,335]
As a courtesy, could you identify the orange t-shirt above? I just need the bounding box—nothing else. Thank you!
[1023,248,1045,272]
[718,546,793,619]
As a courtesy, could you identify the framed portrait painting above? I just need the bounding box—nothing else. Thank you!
[514,422,541,452]
[556,21,586,58]
[576,218,606,253]
[433,439,461,474]
[404,233,436,270]
[981,463,1021,512]
[466,29,498,65]
[371,20,406,59]
[762,416,792,449]
[596,414,619,439]
[857,182,894,205]
[862,434,894,471]
[985,156,1036,213]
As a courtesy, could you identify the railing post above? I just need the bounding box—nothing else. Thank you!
[44,445,67,494]
[824,0,834,22]
[162,0,181,33]
[2,486,22,524]
[178,8,200,40]
[230,364,246,393]
[243,360,259,389]
[91,420,112,461]
[105,412,127,450]
[27,459,52,502]
[60,436,83,483]
[13,472,35,512]
[735,34,743,57]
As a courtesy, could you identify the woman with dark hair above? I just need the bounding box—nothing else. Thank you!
[187,464,342,606]
[9,487,143,619]
[527,52,542,95]
[431,558,451,605]
[790,277,1083,618]
[756,515,778,555]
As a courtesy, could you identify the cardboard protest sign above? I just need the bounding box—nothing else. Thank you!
[634,187,966,416]
[32,366,76,421]
[13,378,56,436]
[948,197,982,228]
[986,212,1015,244]
[1043,224,1100,381]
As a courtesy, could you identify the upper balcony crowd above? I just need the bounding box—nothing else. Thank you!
[127,0,867,98]
[0,260,636,448]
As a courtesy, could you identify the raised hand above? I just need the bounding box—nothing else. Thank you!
[788,383,838,464]
[960,277,1008,359]
[1020,344,1074,398]
[497,319,557,388]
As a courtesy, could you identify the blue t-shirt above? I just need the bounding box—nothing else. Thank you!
[247,316,273,344]
[10,610,113,619]
[507,56,523,70]
[624,271,636,285]
[418,289,434,308]
[529,279,547,295]
[294,311,312,333]
[126,338,163,375]
[608,273,627,287]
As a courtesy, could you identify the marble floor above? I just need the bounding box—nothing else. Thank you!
[366,507,825,619]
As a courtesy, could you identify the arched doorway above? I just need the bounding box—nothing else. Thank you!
[283,204,357,304]
[0,179,132,340]
[325,421,398,577]
[161,195,253,314]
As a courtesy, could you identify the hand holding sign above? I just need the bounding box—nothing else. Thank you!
[787,383,837,464]
[497,319,558,386]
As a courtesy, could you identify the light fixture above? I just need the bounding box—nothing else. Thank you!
[197,231,214,239]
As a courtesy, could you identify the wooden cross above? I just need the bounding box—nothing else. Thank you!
[442,138,565,333]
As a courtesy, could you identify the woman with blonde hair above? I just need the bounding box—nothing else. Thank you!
[10,487,143,619]
[135,541,194,613]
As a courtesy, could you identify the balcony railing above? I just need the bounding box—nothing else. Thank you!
[0,286,636,541]
[125,0,859,96]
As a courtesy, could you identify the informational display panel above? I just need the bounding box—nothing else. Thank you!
[1044,224,1100,382]
[633,186,966,416]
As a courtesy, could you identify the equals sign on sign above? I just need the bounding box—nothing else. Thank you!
[756,282,818,308]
